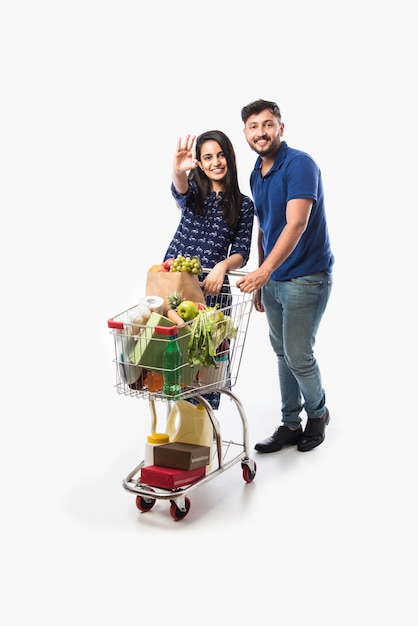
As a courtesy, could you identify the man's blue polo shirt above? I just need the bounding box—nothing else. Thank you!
[250,141,334,281]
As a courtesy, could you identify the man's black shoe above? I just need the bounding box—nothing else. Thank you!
[254,425,302,453]
[298,408,330,452]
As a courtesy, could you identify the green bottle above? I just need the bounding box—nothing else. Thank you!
[158,325,182,397]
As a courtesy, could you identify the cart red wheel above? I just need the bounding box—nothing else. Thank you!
[169,497,191,521]
[242,461,257,483]
[136,493,156,512]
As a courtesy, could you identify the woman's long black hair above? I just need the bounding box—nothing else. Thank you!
[188,130,243,228]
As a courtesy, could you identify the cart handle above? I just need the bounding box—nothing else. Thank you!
[108,318,124,330]
[202,267,248,278]
[108,269,251,330]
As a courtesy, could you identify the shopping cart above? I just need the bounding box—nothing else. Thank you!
[107,270,257,521]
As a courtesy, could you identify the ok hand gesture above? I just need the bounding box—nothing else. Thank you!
[173,134,198,172]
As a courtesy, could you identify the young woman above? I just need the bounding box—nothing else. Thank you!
[164,130,254,408]
[164,130,254,298]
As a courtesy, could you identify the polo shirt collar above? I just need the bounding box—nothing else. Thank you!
[254,141,288,174]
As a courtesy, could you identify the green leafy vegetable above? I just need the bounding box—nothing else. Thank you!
[187,309,237,368]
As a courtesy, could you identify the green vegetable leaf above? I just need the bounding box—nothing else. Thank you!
[187,310,237,368]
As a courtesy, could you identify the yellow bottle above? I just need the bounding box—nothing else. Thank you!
[144,432,170,466]
[166,401,213,469]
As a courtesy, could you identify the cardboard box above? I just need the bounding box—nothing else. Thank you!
[154,442,211,470]
[130,312,198,385]
[140,465,206,489]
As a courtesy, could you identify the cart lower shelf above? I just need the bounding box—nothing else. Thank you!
[122,389,257,521]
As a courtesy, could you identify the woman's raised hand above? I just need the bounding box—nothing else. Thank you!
[173,134,198,172]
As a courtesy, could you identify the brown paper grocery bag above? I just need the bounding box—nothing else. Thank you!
[145,271,205,314]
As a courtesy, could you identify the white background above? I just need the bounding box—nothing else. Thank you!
[1,1,416,624]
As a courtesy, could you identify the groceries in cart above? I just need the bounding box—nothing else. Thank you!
[145,255,206,315]
[140,401,214,489]
[108,256,240,400]
[107,266,257,521]
[111,303,237,398]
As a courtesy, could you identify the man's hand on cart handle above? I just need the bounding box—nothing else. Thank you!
[236,267,270,293]
[236,269,269,313]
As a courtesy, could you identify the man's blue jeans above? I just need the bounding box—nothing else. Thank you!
[262,272,333,429]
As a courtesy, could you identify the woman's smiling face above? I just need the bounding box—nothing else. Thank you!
[198,140,228,188]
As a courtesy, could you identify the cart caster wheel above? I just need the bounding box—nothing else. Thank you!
[170,497,191,521]
[242,461,257,483]
[136,492,156,512]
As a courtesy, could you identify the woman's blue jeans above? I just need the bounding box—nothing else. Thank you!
[262,272,333,429]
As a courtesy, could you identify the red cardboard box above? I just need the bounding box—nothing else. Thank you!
[140,465,206,489]
[154,442,211,471]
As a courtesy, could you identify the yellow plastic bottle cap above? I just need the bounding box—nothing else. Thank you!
[147,433,170,444]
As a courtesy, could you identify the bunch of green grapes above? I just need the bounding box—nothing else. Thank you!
[170,255,203,275]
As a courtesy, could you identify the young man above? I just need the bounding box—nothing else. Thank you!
[237,99,334,453]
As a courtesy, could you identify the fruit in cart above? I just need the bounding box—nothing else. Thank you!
[177,300,199,321]
[162,258,175,271]
[167,291,184,310]
[166,308,186,327]
[148,263,165,272]
[169,254,203,275]
[167,291,187,326]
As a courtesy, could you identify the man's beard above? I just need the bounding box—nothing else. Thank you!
[252,138,279,157]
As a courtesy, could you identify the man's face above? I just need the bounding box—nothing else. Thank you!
[243,110,284,157]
